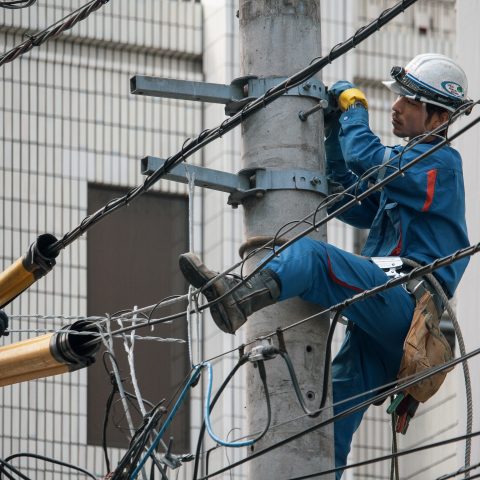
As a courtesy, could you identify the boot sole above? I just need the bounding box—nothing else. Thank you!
[179,253,236,334]
[179,253,217,290]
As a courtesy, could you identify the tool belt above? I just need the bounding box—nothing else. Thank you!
[370,256,445,317]
[371,257,454,433]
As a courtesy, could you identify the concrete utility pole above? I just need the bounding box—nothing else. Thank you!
[239,1,334,479]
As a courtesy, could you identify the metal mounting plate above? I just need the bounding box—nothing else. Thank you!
[141,157,327,208]
[131,75,328,116]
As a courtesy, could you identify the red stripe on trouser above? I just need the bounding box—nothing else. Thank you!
[326,253,363,292]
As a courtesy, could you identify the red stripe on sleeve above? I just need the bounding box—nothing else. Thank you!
[422,168,437,212]
[390,228,402,256]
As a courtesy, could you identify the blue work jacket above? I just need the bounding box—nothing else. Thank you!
[325,107,469,297]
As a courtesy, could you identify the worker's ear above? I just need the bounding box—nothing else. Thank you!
[427,109,449,130]
[438,110,450,125]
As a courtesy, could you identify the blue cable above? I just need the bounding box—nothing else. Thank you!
[203,362,255,447]
[130,365,203,479]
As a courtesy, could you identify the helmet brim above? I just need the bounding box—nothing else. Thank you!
[382,80,412,97]
[382,79,462,112]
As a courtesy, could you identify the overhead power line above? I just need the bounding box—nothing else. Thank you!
[0,0,110,67]
[0,0,36,9]
[287,430,480,480]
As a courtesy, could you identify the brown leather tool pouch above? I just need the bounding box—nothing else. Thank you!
[398,291,453,403]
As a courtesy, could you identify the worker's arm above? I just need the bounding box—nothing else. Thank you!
[338,106,462,213]
[325,81,380,228]
[338,107,394,177]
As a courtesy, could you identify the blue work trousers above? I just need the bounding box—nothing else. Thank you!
[266,237,415,478]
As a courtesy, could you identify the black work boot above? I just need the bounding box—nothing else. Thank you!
[179,252,281,334]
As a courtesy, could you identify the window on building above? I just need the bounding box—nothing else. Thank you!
[86,183,190,452]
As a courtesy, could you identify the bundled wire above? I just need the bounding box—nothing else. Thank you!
[1,453,96,480]
[109,401,167,479]
[0,0,36,9]
[0,0,110,67]
[128,366,202,479]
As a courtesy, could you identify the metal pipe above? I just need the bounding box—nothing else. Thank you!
[0,233,59,309]
[0,320,100,387]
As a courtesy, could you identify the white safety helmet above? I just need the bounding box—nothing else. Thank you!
[383,53,470,112]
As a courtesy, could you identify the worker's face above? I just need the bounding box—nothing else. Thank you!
[391,96,445,140]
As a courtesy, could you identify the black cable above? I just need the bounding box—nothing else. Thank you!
[111,402,166,479]
[390,406,399,480]
[205,447,215,477]
[278,308,343,418]
[0,0,36,8]
[3,453,96,480]
[193,358,272,480]
[192,355,249,480]
[149,455,168,480]
[0,457,28,480]
[438,462,480,480]
[147,294,186,326]
[123,391,156,411]
[287,430,480,480]
[255,359,272,443]
[112,369,195,478]
[101,351,124,473]
[0,0,110,67]
[103,393,118,464]
[198,344,480,479]
[463,475,480,480]
[102,374,117,473]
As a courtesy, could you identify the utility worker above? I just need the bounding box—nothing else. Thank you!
[179,53,471,477]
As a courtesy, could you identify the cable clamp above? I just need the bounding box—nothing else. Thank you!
[227,76,328,115]
[141,157,328,208]
[370,256,404,278]
[161,437,182,469]
[248,339,278,363]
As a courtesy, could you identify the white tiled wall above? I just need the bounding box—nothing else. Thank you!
[0,0,468,479]
[0,1,203,478]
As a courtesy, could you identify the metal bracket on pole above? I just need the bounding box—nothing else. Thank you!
[141,156,328,208]
[131,75,329,116]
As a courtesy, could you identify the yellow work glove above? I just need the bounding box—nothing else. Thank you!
[338,88,368,111]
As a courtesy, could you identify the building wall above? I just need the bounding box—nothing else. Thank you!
[0,1,203,478]
[455,0,480,472]
[200,1,247,477]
